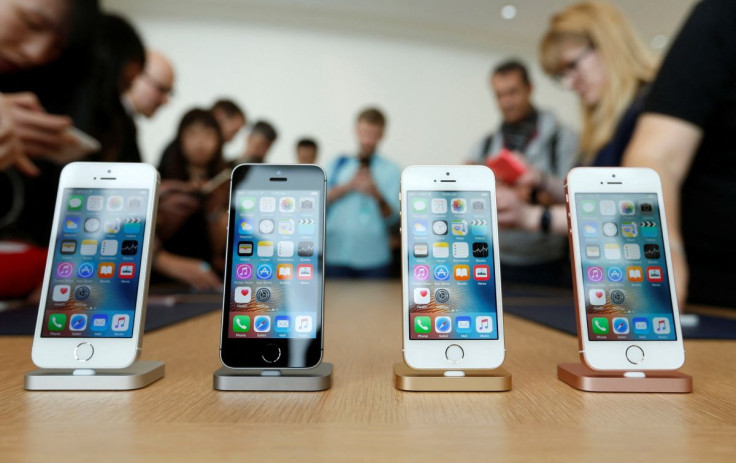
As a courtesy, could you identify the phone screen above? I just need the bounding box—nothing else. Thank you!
[41,188,149,338]
[226,191,322,339]
[407,191,498,340]
[574,193,677,341]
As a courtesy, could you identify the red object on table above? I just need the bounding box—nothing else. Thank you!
[485,148,528,184]
[0,241,47,299]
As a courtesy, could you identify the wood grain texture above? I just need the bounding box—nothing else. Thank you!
[0,281,734,462]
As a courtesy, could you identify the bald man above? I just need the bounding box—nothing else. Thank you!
[126,50,175,118]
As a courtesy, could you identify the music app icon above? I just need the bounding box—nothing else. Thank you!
[111,314,130,332]
[475,315,493,333]
[653,317,671,335]
[295,315,313,333]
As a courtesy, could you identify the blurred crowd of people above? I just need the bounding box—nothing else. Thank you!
[1,0,734,308]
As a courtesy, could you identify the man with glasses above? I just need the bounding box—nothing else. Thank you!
[126,50,175,119]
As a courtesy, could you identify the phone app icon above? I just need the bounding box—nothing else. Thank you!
[643,244,660,259]
[580,200,596,214]
[275,316,290,333]
[620,200,635,215]
[646,266,664,282]
[591,317,609,335]
[260,197,276,212]
[604,244,621,260]
[412,198,428,212]
[298,241,314,256]
[240,196,256,213]
[259,219,275,234]
[297,264,313,280]
[235,264,253,280]
[453,265,470,281]
[432,242,449,258]
[473,242,489,258]
[624,244,641,260]
[48,313,66,331]
[582,222,598,237]
[118,263,136,279]
[104,218,121,234]
[63,217,81,233]
[233,315,250,333]
[277,241,294,257]
[612,317,629,335]
[74,285,91,301]
[295,315,313,333]
[111,314,130,331]
[474,265,490,281]
[621,221,638,238]
[79,239,97,256]
[470,219,488,236]
[476,316,493,333]
[456,316,472,333]
[610,289,625,305]
[91,314,108,331]
[607,266,624,282]
[257,241,274,257]
[278,219,295,235]
[56,262,74,278]
[254,315,271,332]
[298,218,315,235]
[602,222,618,237]
[585,245,600,258]
[121,240,138,256]
[599,200,615,215]
[413,243,428,257]
[451,198,466,213]
[239,218,255,235]
[471,199,485,212]
[586,266,603,282]
[432,220,448,235]
[52,285,71,302]
[277,264,293,280]
[433,265,450,281]
[413,265,430,281]
[86,195,103,211]
[100,239,118,256]
[452,242,469,258]
[434,288,450,303]
[61,240,77,254]
[589,289,606,306]
[77,263,94,279]
[653,317,671,335]
[435,316,451,334]
[451,220,467,236]
[107,196,123,211]
[98,263,115,278]
[431,198,447,214]
[69,314,88,331]
[300,198,314,211]
[123,218,141,234]
[640,221,657,238]
[279,197,295,212]
[68,195,83,210]
[413,220,428,235]
[626,266,644,282]
[234,286,252,303]
[414,316,431,334]
[413,288,430,304]
[632,317,649,334]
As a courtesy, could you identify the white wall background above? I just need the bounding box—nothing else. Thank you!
[126,18,581,169]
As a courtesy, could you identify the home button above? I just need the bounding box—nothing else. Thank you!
[261,344,281,363]
[74,342,94,362]
[445,344,464,363]
[625,345,645,365]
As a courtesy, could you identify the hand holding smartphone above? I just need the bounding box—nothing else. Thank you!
[486,149,527,184]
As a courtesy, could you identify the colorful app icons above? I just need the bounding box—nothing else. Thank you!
[238,241,254,256]
[234,286,251,303]
[239,218,255,234]
[586,266,603,282]
[61,240,77,254]
[298,219,315,235]
[432,242,449,258]
[589,289,606,306]
[624,244,641,260]
[414,316,431,334]
[111,314,130,332]
[68,195,83,211]
[275,316,290,333]
[432,220,448,235]
[452,242,469,258]
[433,265,450,281]
[235,264,253,280]
[77,263,94,279]
[604,244,621,260]
[277,241,294,257]
[453,265,470,281]
[473,242,489,258]
[74,285,91,301]
[602,222,618,237]
[91,314,108,331]
[413,220,429,235]
[412,198,428,212]
[118,263,136,279]
[254,315,271,332]
[86,195,103,211]
[621,221,638,238]
[257,241,274,257]
[52,285,71,302]
[435,316,451,334]
[451,220,468,236]
[80,239,98,256]
[473,265,490,281]
[580,200,596,214]
[413,243,429,257]
[646,266,664,282]
[104,218,121,234]
[123,218,142,234]
[279,197,295,213]
[56,262,74,278]
[632,317,649,334]
[640,221,658,238]
[277,264,293,280]
[257,264,273,280]
[610,289,625,305]
[297,264,313,280]
[434,288,450,303]
[100,239,118,256]
[599,200,615,215]
[260,197,276,212]
[259,219,275,234]
[451,198,466,213]
[295,315,313,333]
[643,244,660,259]
[431,198,447,214]
[122,240,138,256]
[470,219,488,236]
[456,316,472,333]
[476,315,493,333]
[585,245,600,259]
[653,317,671,335]
[298,241,314,256]
[626,266,644,282]
[47,313,66,331]
[619,200,635,215]
[63,217,81,233]
[69,314,88,331]
[607,266,624,282]
[612,317,629,335]
[413,265,430,281]
[413,288,430,304]
[107,196,123,211]
[582,222,598,237]
[233,315,250,333]
[239,196,256,213]
[591,317,609,335]
[278,219,295,235]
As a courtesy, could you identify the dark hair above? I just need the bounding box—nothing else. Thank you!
[98,14,145,92]
[160,109,225,181]
[296,138,318,150]
[251,120,278,142]
[212,99,245,119]
[492,59,531,86]
[356,107,386,128]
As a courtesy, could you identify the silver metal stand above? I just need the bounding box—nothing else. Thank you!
[24,361,165,391]
[213,362,333,391]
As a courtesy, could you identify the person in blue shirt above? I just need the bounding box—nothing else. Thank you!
[325,107,400,278]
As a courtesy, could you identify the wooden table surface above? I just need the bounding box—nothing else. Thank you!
[1,281,734,462]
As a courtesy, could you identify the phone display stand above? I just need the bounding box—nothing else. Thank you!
[24,361,165,391]
[213,362,333,391]
[557,363,692,393]
[393,362,512,392]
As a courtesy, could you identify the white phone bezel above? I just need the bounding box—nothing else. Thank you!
[31,162,159,369]
[401,165,505,369]
[566,167,685,371]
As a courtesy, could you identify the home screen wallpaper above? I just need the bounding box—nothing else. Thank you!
[407,190,498,340]
[227,190,321,339]
[42,188,149,338]
[575,193,677,341]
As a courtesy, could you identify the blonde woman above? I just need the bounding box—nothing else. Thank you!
[497,2,656,239]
